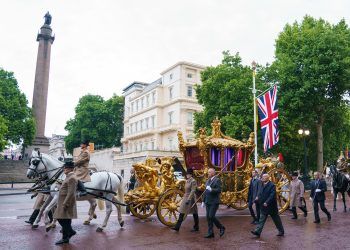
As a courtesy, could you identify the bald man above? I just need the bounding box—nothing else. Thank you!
[251,174,284,237]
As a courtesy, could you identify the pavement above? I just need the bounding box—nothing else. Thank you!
[0,188,349,250]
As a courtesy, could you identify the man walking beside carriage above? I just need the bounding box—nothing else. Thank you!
[203,167,225,238]
[251,173,285,237]
[248,169,262,224]
[290,172,308,219]
[54,161,78,245]
[310,172,331,223]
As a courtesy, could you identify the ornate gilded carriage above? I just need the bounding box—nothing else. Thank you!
[125,118,291,228]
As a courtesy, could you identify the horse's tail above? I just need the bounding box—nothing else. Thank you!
[116,174,126,213]
[97,199,104,210]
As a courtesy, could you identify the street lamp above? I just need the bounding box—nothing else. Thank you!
[298,128,310,188]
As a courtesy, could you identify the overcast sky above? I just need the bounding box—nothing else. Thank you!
[0,0,349,137]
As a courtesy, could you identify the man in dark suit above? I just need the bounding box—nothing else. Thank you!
[310,172,331,223]
[251,173,284,237]
[203,167,225,238]
[248,170,262,224]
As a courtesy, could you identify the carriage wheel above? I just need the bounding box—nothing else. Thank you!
[156,189,184,227]
[268,168,292,214]
[129,200,157,219]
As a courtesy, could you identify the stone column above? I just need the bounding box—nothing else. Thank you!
[28,12,55,154]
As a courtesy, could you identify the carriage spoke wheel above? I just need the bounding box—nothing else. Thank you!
[157,189,184,227]
[268,168,292,214]
[129,200,156,219]
[229,191,249,210]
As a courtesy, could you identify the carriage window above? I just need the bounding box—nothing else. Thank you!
[235,149,244,168]
[210,147,221,167]
[224,148,235,171]
[185,147,204,170]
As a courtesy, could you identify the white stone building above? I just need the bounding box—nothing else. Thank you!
[48,134,68,160]
[114,61,206,182]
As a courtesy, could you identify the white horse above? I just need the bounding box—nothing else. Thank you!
[27,150,125,232]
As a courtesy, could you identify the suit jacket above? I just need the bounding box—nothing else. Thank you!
[248,178,262,204]
[257,181,278,215]
[54,172,78,219]
[310,178,327,201]
[74,148,91,182]
[203,176,221,205]
[179,177,198,214]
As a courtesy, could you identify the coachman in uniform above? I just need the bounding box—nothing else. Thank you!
[74,140,91,196]
[172,168,199,232]
[54,161,78,245]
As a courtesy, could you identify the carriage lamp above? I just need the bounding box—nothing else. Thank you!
[298,128,310,188]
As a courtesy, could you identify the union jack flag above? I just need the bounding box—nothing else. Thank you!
[257,85,279,152]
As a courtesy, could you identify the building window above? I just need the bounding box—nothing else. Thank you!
[127,126,130,135]
[140,143,143,151]
[146,95,150,106]
[145,117,149,129]
[144,142,148,150]
[187,112,193,125]
[136,100,139,112]
[152,91,156,104]
[151,116,155,128]
[130,124,134,133]
[131,103,134,113]
[141,97,144,109]
[168,138,173,150]
[136,121,139,132]
[187,73,192,78]
[151,141,155,150]
[141,119,144,131]
[187,85,193,97]
[135,144,138,152]
[170,73,173,80]
[168,111,174,125]
[169,86,173,99]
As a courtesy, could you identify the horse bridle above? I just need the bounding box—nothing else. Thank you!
[28,156,63,177]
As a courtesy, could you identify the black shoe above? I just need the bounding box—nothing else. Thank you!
[291,216,297,220]
[327,214,331,221]
[250,220,257,224]
[191,227,199,232]
[313,220,320,224]
[277,232,284,236]
[25,220,33,225]
[204,233,214,238]
[251,230,260,237]
[68,230,76,239]
[55,238,69,245]
[253,220,259,225]
[171,227,179,232]
[304,211,308,217]
[219,227,225,237]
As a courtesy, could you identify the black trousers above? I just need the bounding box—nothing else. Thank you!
[255,212,284,235]
[57,219,74,240]
[205,203,223,234]
[313,199,330,221]
[248,201,260,221]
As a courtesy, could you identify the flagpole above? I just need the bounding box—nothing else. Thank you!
[252,61,258,166]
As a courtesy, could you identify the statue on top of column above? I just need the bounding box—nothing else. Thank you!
[44,12,52,25]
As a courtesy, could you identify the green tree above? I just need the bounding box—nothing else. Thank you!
[0,68,35,151]
[195,51,268,143]
[269,16,350,171]
[64,94,124,153]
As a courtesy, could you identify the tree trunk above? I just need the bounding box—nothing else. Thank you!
[316,116,324,172]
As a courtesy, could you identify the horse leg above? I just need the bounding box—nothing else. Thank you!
[84,199,97,225]
[32,195,52,229]
[342,192,347,212]
[96,200,113,232]
[333,191,337,211]
[112,196,124,228]
[45,195,58,232]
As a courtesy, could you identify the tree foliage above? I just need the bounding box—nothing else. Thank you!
[64,94,124,153]
[267,16,350,170]
[195,51,268,143]
[0,68,35,151]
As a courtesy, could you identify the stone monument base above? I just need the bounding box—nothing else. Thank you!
[25,136,50,156]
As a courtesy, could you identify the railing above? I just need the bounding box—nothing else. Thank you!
[0,181,35,188]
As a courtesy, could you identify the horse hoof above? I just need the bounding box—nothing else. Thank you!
[93,214,97,219]
[96,227,103,232]
[83,221,90,225]
[120,221,124,228]
[32,225,39,229]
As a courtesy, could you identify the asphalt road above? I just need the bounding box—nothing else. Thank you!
[0,189,349,250]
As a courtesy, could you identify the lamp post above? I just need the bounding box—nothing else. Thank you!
[298,128,310,188]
